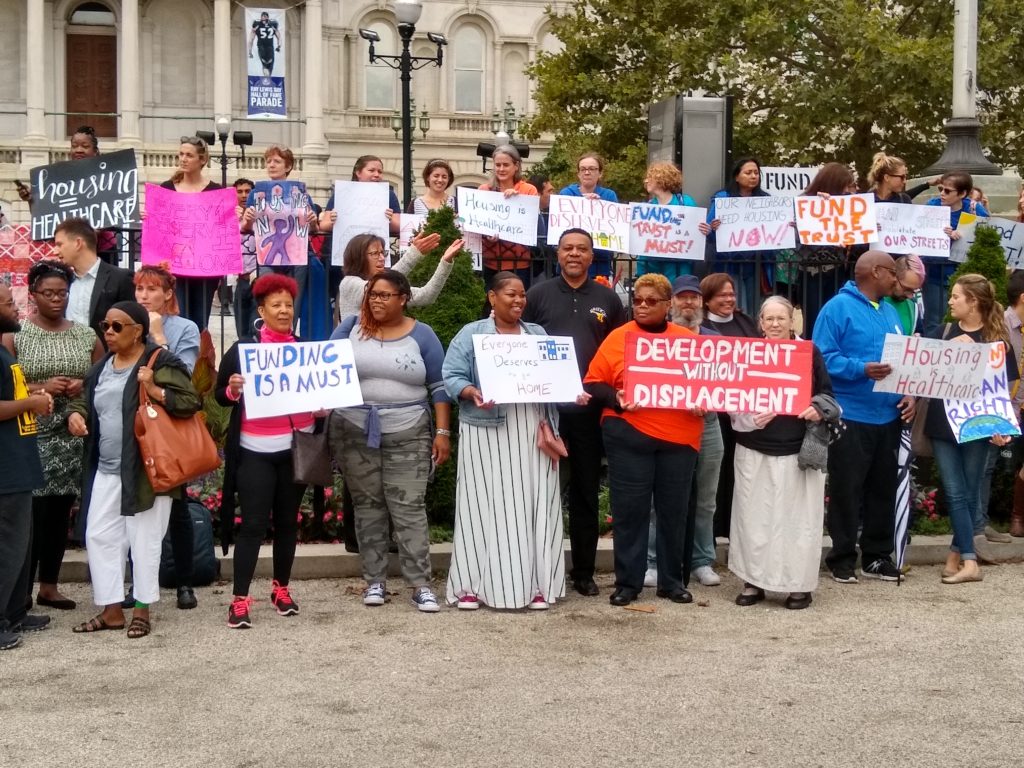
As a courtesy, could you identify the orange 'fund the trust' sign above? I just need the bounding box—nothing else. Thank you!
[794,192,878,246]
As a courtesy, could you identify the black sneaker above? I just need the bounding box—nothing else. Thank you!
[0,631,22,650]
[12,614,51,633]
[831,568,859,584]
[227,596,253,629]
[270,580,299,616]
[861,559,901,582]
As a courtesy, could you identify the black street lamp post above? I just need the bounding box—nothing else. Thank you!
[360,0,446,210]
[196,117,253,187]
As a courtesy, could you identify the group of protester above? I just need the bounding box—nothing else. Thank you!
[2,132,1023,647]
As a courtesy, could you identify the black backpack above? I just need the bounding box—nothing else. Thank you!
[159,500,221,588]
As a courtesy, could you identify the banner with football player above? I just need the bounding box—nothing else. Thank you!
[246,8,286,119]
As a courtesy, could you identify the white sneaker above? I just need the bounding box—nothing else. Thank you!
[692,566,721,586]
[643,568,658,588]
[362,582,386,606]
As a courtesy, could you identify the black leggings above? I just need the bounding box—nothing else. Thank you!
[29,494,75,588]
[233,447,306,597]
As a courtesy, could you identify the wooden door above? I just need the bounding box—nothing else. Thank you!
[66,34,117,138]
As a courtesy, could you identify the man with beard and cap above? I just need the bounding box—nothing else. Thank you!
[522,228,626,596]
[0,283,54,650]
[813,250,915,584]
[644,275,725,588]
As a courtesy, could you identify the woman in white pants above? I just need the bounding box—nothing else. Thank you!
[68,302,200,638]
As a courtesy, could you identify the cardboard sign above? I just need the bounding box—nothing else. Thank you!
[238,340,363,418]
[456,188,539,246]
[141,185,242,276]
[874,334,989,399]
[760,167,821,197]
[29,149,139,240]
[546,195,631,251]
[950,217,1024,268]
[473,334,584,403]
[628,203,708,261]
[622,332,813,415]
[872,203,950,259]
[330,181,390,265]
[250,180,311,267]
[794,193,878,246]
[714,196,796,253]
[944,342,1021,442]
[246,8,286,118]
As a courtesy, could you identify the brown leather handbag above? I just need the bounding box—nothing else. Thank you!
[134,351,221,492]
[536,419,568,468]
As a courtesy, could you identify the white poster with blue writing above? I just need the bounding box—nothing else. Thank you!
[473,334,583,403]
[944,342,1021,443]
[246,8,286,119]
[239,340,363,418]
[456,188,539,246]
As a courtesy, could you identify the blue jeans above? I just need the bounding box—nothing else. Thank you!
[977,442,999,534]
[932,438,992,559]
[648,413,724,570]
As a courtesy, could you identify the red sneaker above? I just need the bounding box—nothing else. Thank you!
[227,596,253,629]
[270,580,299,616]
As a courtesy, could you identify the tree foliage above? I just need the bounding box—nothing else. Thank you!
[950,224,1009,306]
[527,0,1024,201]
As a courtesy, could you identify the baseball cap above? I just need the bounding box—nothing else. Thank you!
[672,275,701,295]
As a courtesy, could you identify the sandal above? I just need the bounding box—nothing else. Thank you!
[72,614,125,633]
[126,616,151,639]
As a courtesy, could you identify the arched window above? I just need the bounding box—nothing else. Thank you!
[453,25,484,113]
[69,1,115,26]
[365,23,396,110]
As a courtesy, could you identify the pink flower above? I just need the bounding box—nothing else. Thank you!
[323,488,334,500]
[296,512,304,523]
[233,516,242,525]
[322,511,334,523]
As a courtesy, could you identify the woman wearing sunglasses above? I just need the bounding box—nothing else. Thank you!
[1,261,102,612]
[67,302,201,638]
[583,274,704,606]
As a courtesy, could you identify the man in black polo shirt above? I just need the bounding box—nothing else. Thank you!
[523,228,626,596]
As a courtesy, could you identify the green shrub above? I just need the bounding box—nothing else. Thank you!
[949,224,1009,310]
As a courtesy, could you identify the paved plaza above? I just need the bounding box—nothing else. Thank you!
[4,565,1023,767]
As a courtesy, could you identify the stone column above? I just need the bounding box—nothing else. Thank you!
[214,0,232,125]
[25,0,46,143]
[120,0,141,143]
[302,0,327,158]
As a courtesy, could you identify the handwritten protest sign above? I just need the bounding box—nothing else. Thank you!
[250,180,311,267]
[238,339,363,418]
[628,204,708,261]
[456,188,539,246]
[462,231,484,271]
[761,167,821,197]
[546,195,631,251]
[794,193,877,246]
[141,185,241,276]
[950,218,1024,267]
[330,181,390,265]
[398,213,426,261]
[622,333,813,415]
[473,334,584,403]
[30,149,138,240]
[871,203,950,259]
[944,341,1021,442]
[873,334,989,399]
[714,196,796,253]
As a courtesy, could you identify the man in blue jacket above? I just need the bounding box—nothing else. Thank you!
[813,251,916,583]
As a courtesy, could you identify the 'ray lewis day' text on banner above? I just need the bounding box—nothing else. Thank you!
[622,333,813,415]
[239,340,363,419]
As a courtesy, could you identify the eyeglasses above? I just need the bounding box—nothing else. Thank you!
[366,249,386,258]
[32,289,69,300]
[0,299,15,308]
[937,186,959,195]
[632,296,667,307]
[99,320,138,333]
[578,167,601,173]
[888,173,907,180]
[367,291,400,302]
[875,266,898,277]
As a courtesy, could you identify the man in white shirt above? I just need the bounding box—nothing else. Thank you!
[52,218,135,347]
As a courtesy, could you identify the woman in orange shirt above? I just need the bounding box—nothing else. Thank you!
[584,273,703,606]
[480,144,538,289]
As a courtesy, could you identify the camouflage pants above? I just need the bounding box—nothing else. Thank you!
[329,411,433,586]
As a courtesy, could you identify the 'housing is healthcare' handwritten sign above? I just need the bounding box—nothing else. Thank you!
[714,196,796,253]
[872,203,950,259]
[330,181,390,265]
[943,341,1021,443]
[30,149,139,240]
[238,340,363,418]
[141,185,241,276]
[622,333,813,415]
[794,193,877,246]
[456,188,539,246]
[473,334,584,403]
[873,334,989,399]
[628,203,708,261]
[546,195,630,251]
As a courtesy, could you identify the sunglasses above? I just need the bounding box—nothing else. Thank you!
[100,320,138,333]
[937,186,959,195]
[180,135,208,149]
[632,296,667,307]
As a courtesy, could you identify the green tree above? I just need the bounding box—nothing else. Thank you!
[527,1,1024,199]
[949,224,1009,306]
